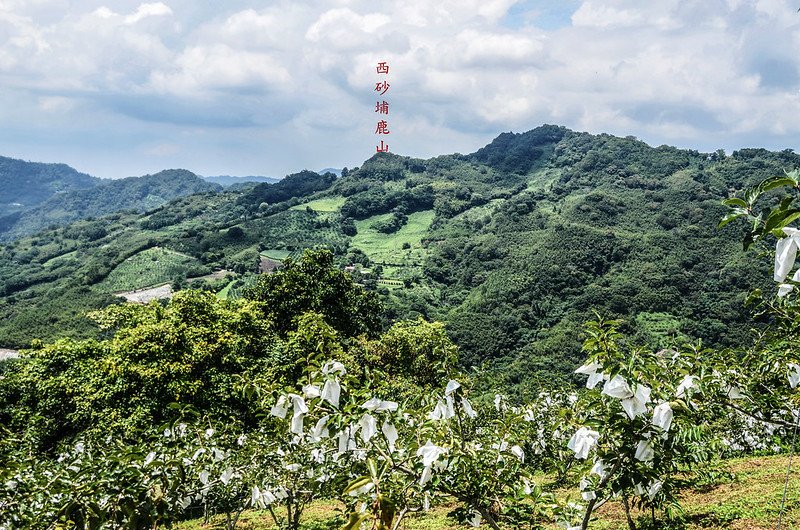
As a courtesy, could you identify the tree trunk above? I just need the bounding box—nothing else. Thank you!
[478,507,503,530]
[580,496,598,530]
[622,496,637,530]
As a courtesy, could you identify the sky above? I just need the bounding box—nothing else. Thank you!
[0,0,798,179]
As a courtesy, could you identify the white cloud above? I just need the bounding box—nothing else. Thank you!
[143,142,180,156]
[0,0,798,179]
[124,2,172,25]
[306,8,391,45]
[38,96,74,112]
[148,44,291,97]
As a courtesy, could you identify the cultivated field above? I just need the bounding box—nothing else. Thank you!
[100,247,205,292]
[175,455,800,530]
[290,196,346,213]
[351,210,433,263]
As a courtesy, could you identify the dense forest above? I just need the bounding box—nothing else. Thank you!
[0,125,796,393]
[0,156,98,218]
[0,169,221,240]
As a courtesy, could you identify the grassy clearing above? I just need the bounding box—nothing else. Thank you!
[42,249,78,267]
[527,166,562,191]
[175,455,800,530]
[99,247,205,292]
[290,196,346,213]
[247,210,348,252]
[216,279,236,300]
[176,500,457,530]
[351,210,434,266]
[260,249,292,261]
[576,455,800,530]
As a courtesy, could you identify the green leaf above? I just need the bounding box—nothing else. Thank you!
[744,289,762,306]
[745,187,761,205]
[743,231,755,251]
[343,476,372,494]
[777,211,800,230]
[341,512,368,530]
[379,496,397,528]
[722,198,747,208]
[764,208,800,234]
[759,176,797,192]
[718,212,745,229]
[367,458,378,479]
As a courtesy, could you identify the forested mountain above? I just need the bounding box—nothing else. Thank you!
[0,169,221,240]
[0,156,98,217]
[0,125,795,393]
[203,175,280,187]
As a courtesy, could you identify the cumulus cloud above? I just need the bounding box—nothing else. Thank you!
[124,2,172,25]
[148,44,292,97]
[0,0,798,179]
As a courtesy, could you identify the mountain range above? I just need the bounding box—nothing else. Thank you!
[0,125,794,393]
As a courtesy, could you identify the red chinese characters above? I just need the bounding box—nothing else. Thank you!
[374,81,390,95]
[374,61,391,153]
[375,120,390,135]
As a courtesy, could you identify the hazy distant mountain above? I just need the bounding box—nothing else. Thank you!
[0,169,221,240]
[318,168,342,177]
[0,156,99,217]
[203,175,280,187]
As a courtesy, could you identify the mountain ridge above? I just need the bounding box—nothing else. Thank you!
[0,167,221,240]
[0,156,99,217]
[0,125,795,391]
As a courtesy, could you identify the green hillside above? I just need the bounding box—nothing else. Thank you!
[0,156,99,218]
[0,126,794,392]
[3,156,800,530]
[0,169,222,240]
[99,247,208,292]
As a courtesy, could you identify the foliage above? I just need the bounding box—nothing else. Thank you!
[100,247,209,292]
[356,318,458,390]
[2,169,220,240]
[239,171,336,211]
[0,126,795,389]
[0,155,98,218]
[468,124,568,174]
[243,249,384,339]
[0,291,276,450]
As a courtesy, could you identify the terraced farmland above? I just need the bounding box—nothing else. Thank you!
[290,196,346,213]
[351,210,434,281]
[99,247,207,292]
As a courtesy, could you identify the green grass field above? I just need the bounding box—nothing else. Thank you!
[351,210,434,266]
[246,210,349,253]
[175,455,800,530]
[260,249,292,261]
[216,279,236,300]
[42,249,78,267]
[99,247,204,292]
[290,196,346,213]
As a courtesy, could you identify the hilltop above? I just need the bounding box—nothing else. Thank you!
[0,160,221,240]
[0,156,98,218]
[0,125,795,390]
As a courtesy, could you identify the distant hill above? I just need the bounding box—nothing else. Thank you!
[318,168,342,177]
[203,175,280,187]
[238,170,337,209]
[0,169,221,240]
[0,156,99,217]
[1,126,796,393]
